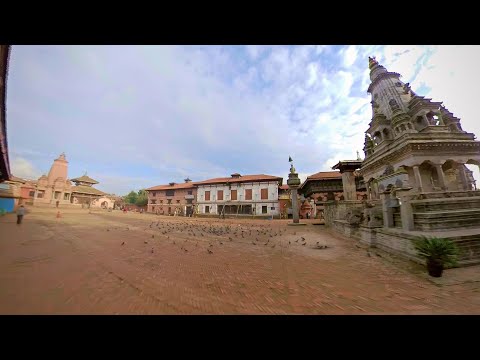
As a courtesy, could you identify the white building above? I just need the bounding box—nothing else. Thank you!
[195,173,283,217]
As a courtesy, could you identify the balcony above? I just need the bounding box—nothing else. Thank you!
[185,194,195,200]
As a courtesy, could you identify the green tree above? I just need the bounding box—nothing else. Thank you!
[124,191,138,204]
[135,189,148,207]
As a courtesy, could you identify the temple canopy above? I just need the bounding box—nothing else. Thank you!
[70,175,99,185]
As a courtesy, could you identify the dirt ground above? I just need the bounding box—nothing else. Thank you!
[1,206,480,314]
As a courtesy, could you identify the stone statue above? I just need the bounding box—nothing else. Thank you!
[290,163,296,174]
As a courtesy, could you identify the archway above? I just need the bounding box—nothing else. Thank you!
[419,160,438,192]
[466,159,480,190]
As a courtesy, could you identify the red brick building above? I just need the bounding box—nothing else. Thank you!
[145,178,196,216]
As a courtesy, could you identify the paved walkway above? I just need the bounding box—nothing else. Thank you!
[1,207,479,314]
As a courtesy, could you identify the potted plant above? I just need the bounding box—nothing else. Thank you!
[412,236,459,277]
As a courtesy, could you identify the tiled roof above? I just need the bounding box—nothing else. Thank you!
[306,171,342,180]
[70,175,99,184]
[194,174,283,186]
[71,185,106,196]
[8,175,26,183]
[146,182,197,191]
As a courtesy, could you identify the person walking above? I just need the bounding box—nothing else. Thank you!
[17,205,26,225]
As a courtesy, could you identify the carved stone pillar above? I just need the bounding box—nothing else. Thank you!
[458,164,469,191]
[434,164,447,190]
[413,165,423,192]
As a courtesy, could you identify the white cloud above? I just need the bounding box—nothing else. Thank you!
[342,45,358,67]
[10,157,41,180]
[7,45,480,194]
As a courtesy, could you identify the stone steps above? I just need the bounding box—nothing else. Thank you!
[451,237,480,263]
[412,197,480,213]
[413,208,480,230]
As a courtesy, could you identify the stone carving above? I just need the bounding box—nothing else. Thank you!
[345,208,364,226]
[403,83,411,94]
[363,203,383,227]
[389,99,401,112]
[382,164,395,176]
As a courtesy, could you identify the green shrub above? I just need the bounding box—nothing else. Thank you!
[412,236,459,267]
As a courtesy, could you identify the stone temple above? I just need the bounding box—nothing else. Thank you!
[326,57,480,267]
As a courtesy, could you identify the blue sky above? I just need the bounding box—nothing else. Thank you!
[6,45,480,195]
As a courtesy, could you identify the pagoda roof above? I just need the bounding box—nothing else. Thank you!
[71,185,106,196]
[70,175,99,184]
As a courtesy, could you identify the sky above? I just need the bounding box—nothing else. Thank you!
[6,45,480,195]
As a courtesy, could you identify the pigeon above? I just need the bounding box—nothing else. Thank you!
[121,242,125,246]
[252,241,256,245]
[144,240,148,244]
[207,249,213,254]
[289,241,291,244]
[301,237,305,241]
[271,244,276,248]
[107,229,110,232]
[219,241,223,245]
[302,242,306,246]
[152,235,154,238]
[184,248,188,253]
[151,248,154,253]
[295,239,299,243]
[376,253,382,257]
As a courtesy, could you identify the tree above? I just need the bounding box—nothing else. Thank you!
[135,189,148,207]
[124,191,138,204]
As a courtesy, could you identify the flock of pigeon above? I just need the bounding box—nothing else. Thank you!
[109,219,329,255]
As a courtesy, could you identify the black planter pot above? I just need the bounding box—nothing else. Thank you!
[427,259,444,278]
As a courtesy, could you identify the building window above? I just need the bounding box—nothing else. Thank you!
[160,200,163,204]
[54,191,61,200]
[205,191,211,201]
[187,190,192,195]
[176,200,180,204]
[261,188,268,200]
[166,190,175,197]
[262,206,267,214]
[245,189,252,200]
[37,190,45,199]
[205,206,210,213]
[64,193,70,201]
[29,191,35,197]
[167,199,172,204]
[151,200,156,204]
[231,189,237,201]
[217,190,224,201]
[152,206,155,211]
[152,192,156,197]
